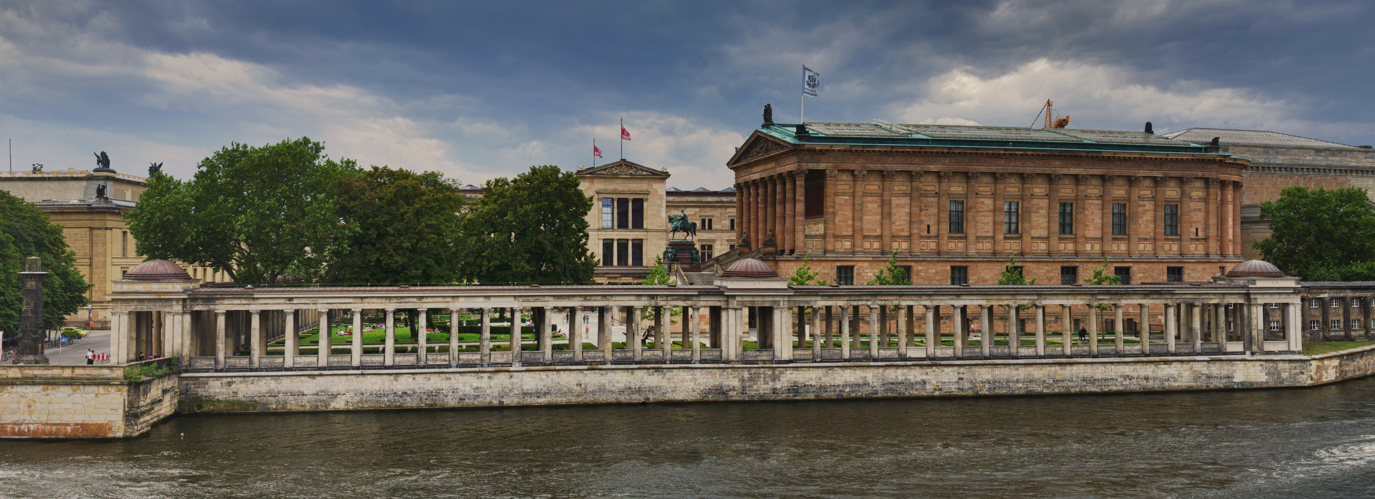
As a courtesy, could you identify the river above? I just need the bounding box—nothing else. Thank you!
[4,377,1375,498]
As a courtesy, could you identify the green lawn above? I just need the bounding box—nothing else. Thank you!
[274,324,535,346]
[1303,341,1375,356]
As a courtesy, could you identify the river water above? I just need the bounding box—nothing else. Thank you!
[4,378,1375,498]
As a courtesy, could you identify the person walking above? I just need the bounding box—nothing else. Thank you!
[86,348,95,365]
[1077,327,1088,344]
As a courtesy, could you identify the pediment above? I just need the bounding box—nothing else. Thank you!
[578,160,669,178]
[728,133,791,167]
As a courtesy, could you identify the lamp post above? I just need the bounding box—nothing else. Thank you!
[14,257,49,365]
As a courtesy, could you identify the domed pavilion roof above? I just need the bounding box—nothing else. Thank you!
[1226,260,1286,278]
[124,259,193,281]
[721,258,778,279]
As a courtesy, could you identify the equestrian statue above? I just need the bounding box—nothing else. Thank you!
[668,209,697,241]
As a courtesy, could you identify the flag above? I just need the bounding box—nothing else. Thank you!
[621,126,631,141]
[593,144,603,158]
[802,66,820,97]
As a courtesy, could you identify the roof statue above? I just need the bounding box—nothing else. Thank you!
[761,229,776,249]
[30,163,42,172]
[763,103,773,124]
[93,151,113,172]
[148,162,163,177]
[95,183,107,199]
[1144,122,1154,134]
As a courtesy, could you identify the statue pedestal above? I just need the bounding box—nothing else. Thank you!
[666,240,701,272]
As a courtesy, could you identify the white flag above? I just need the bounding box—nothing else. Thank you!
[802,66,820,97]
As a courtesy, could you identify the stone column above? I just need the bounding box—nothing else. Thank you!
[1140,304,1152,355]
[284,310,297,369]
[211,313,225,371]
[541,306,555,362]
[734,182,745,247]
[510,307,523,367]
[840,305,851,359]
[1128,177,1142,257]
[1035,304,1046,357]
[752,181,763,248]
[794,171,807,254]
[766,176,778,247]
[1192,303,1203,353]
[1212,304,1224,344]
[690,306,701,363]
[897,305,908,358]
[869,305,880,358]
[1286,302,1301,352]
[599,306,611,365]
[853,171,866,254]
[1075,175,1088,256]
[417,309,428,367]
[350,309,362,368]
[1252,303,1266,355]
[250,310,262,369]
[823,171,837,253]
[952,306,965,358]
[1206,179,1219,256]
[812,305,823,361]
[926,305,938,358]
[979,305,991,358]
[1088,305,1099,356]
[881,171,894,254]
[656,306,669,359]
[470,308,480,367]
[782,173,794,254]
[1153,177,1167,257]
[1008,305,1020,358]
[384,308,396,366]
[937,172,950,256]
[631,306,643,361]
[1102,176,1115,255]
[1165,303,1176,354]
[1061,305,1072,356]
[1114,304,1125,356]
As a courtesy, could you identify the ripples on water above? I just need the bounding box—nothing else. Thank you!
[4,378,1375,498]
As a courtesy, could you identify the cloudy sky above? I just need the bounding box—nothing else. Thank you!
[2,0,1373,189]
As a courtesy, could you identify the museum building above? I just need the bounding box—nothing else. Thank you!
[726,121,1250,286]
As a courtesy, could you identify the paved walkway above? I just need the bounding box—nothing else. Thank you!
[44,330,111,365]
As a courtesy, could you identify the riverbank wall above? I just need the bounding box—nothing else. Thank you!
[0,364,178,438]
[178,346,1375,414]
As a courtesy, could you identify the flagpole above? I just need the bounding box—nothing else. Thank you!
[801,65,806,124]
[593,138,597,168]
[620,117,624,160]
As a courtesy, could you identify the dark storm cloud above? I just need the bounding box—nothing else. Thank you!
[1,0,1373,186]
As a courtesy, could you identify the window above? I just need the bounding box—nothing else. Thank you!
[897,266,912,284]
[631,239,644,267]
[1114,267,1132,285]
[1058,203,1074,235]
[616,198,630,229]
[1310,298,1321,308]
[805,172,825,218]
[602,239,614,266]
[730,218,736,231]
[1270,321,1281,331]
[122,231,128,257]
[1112,203,1127,235]
[1354,319,1363,330]
[121,269,127,279]
[836,266,855,285]
[1060,266,1078,285]
[1331,320,1342,330]
[950,266,968,285]
[631,198,645,229]
[1004,201,1019,235]
[699,218,713,231]
[1310,320,1320,331]
[1355,298,1363,308]
[1269,303,1280,309]
[1164,204,1179,236]
[1167,267,1184,283]
[601,198,614,229]
[949,200,965,234]
[701,244,714,260]
[1332,299,1342,308]
[616,239,629,266]
[729,244,735,251]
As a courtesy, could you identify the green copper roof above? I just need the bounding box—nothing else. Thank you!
[759,122,1230,156]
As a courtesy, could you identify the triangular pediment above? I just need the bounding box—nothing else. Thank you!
[577,159,670,178]
[727,132,791,167]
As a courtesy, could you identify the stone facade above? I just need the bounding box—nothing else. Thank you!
[0,364,178,439]
[577,160,671,283]
[728,123,1248,286]
[666,189,737,262]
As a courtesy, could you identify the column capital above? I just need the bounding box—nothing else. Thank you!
[824,168,839,179]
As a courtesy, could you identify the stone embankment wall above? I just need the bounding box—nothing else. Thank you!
[0,365,178,439]
[179,355,1321,414]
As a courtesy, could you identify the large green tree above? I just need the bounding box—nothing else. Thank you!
[126,137,359,285]
[0,190,91,333]
[458,165,596,284]
[325,166,465,285]
[1255,186,1375,280]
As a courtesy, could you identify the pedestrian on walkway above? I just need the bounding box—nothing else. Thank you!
[1078,327,1088,343]
[86,349,95,365]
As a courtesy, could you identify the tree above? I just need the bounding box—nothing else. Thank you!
[126,137,359,285]
[1255,186,1375,280]
[1084,256,1120,312]
[0,190,92,333]
[641,255,673,285]
[997,252,1036,285]
[788,251,827,286]
[457,165,597,284]
[325,166,465,285]
[866,250,911,285]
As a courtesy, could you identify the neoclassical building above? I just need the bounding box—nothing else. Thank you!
[727,122,1250,286]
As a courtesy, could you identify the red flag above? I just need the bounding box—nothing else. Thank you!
[621,126,631,141]
[593,145,603,158]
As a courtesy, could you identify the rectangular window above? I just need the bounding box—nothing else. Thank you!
[1270,321,1281,331]
[1332,319,1342,330]
[1269,303,1280,309]
[836,266,855,285]
[950,266,968,285]
[1167,267,1184,283]
[631,239,644,267]
[1114,267,1132,285]
[1058,203,1074,235]
[1112,203,1127,235]
[602,239,614,266]
[805,173,825,218]
[1060,266,1078,285]
[729,244,735,251]
[1354,319,1363,330]
[631,198,645,229]
[730,218,736,231]
[1332,299,1342,308]
[1310,320,1320,331]
[616,239,629,266]
[699,218,713,231]
[601,198,614,229]
[949,200,965,234]
[1164,204,1179,236]
[897,266,912,284]
[701,244,714,260]
[1310,298,1321,308]
[1354,298,1363,308]
[616,198,630,229]
[1004,201,1019,235]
